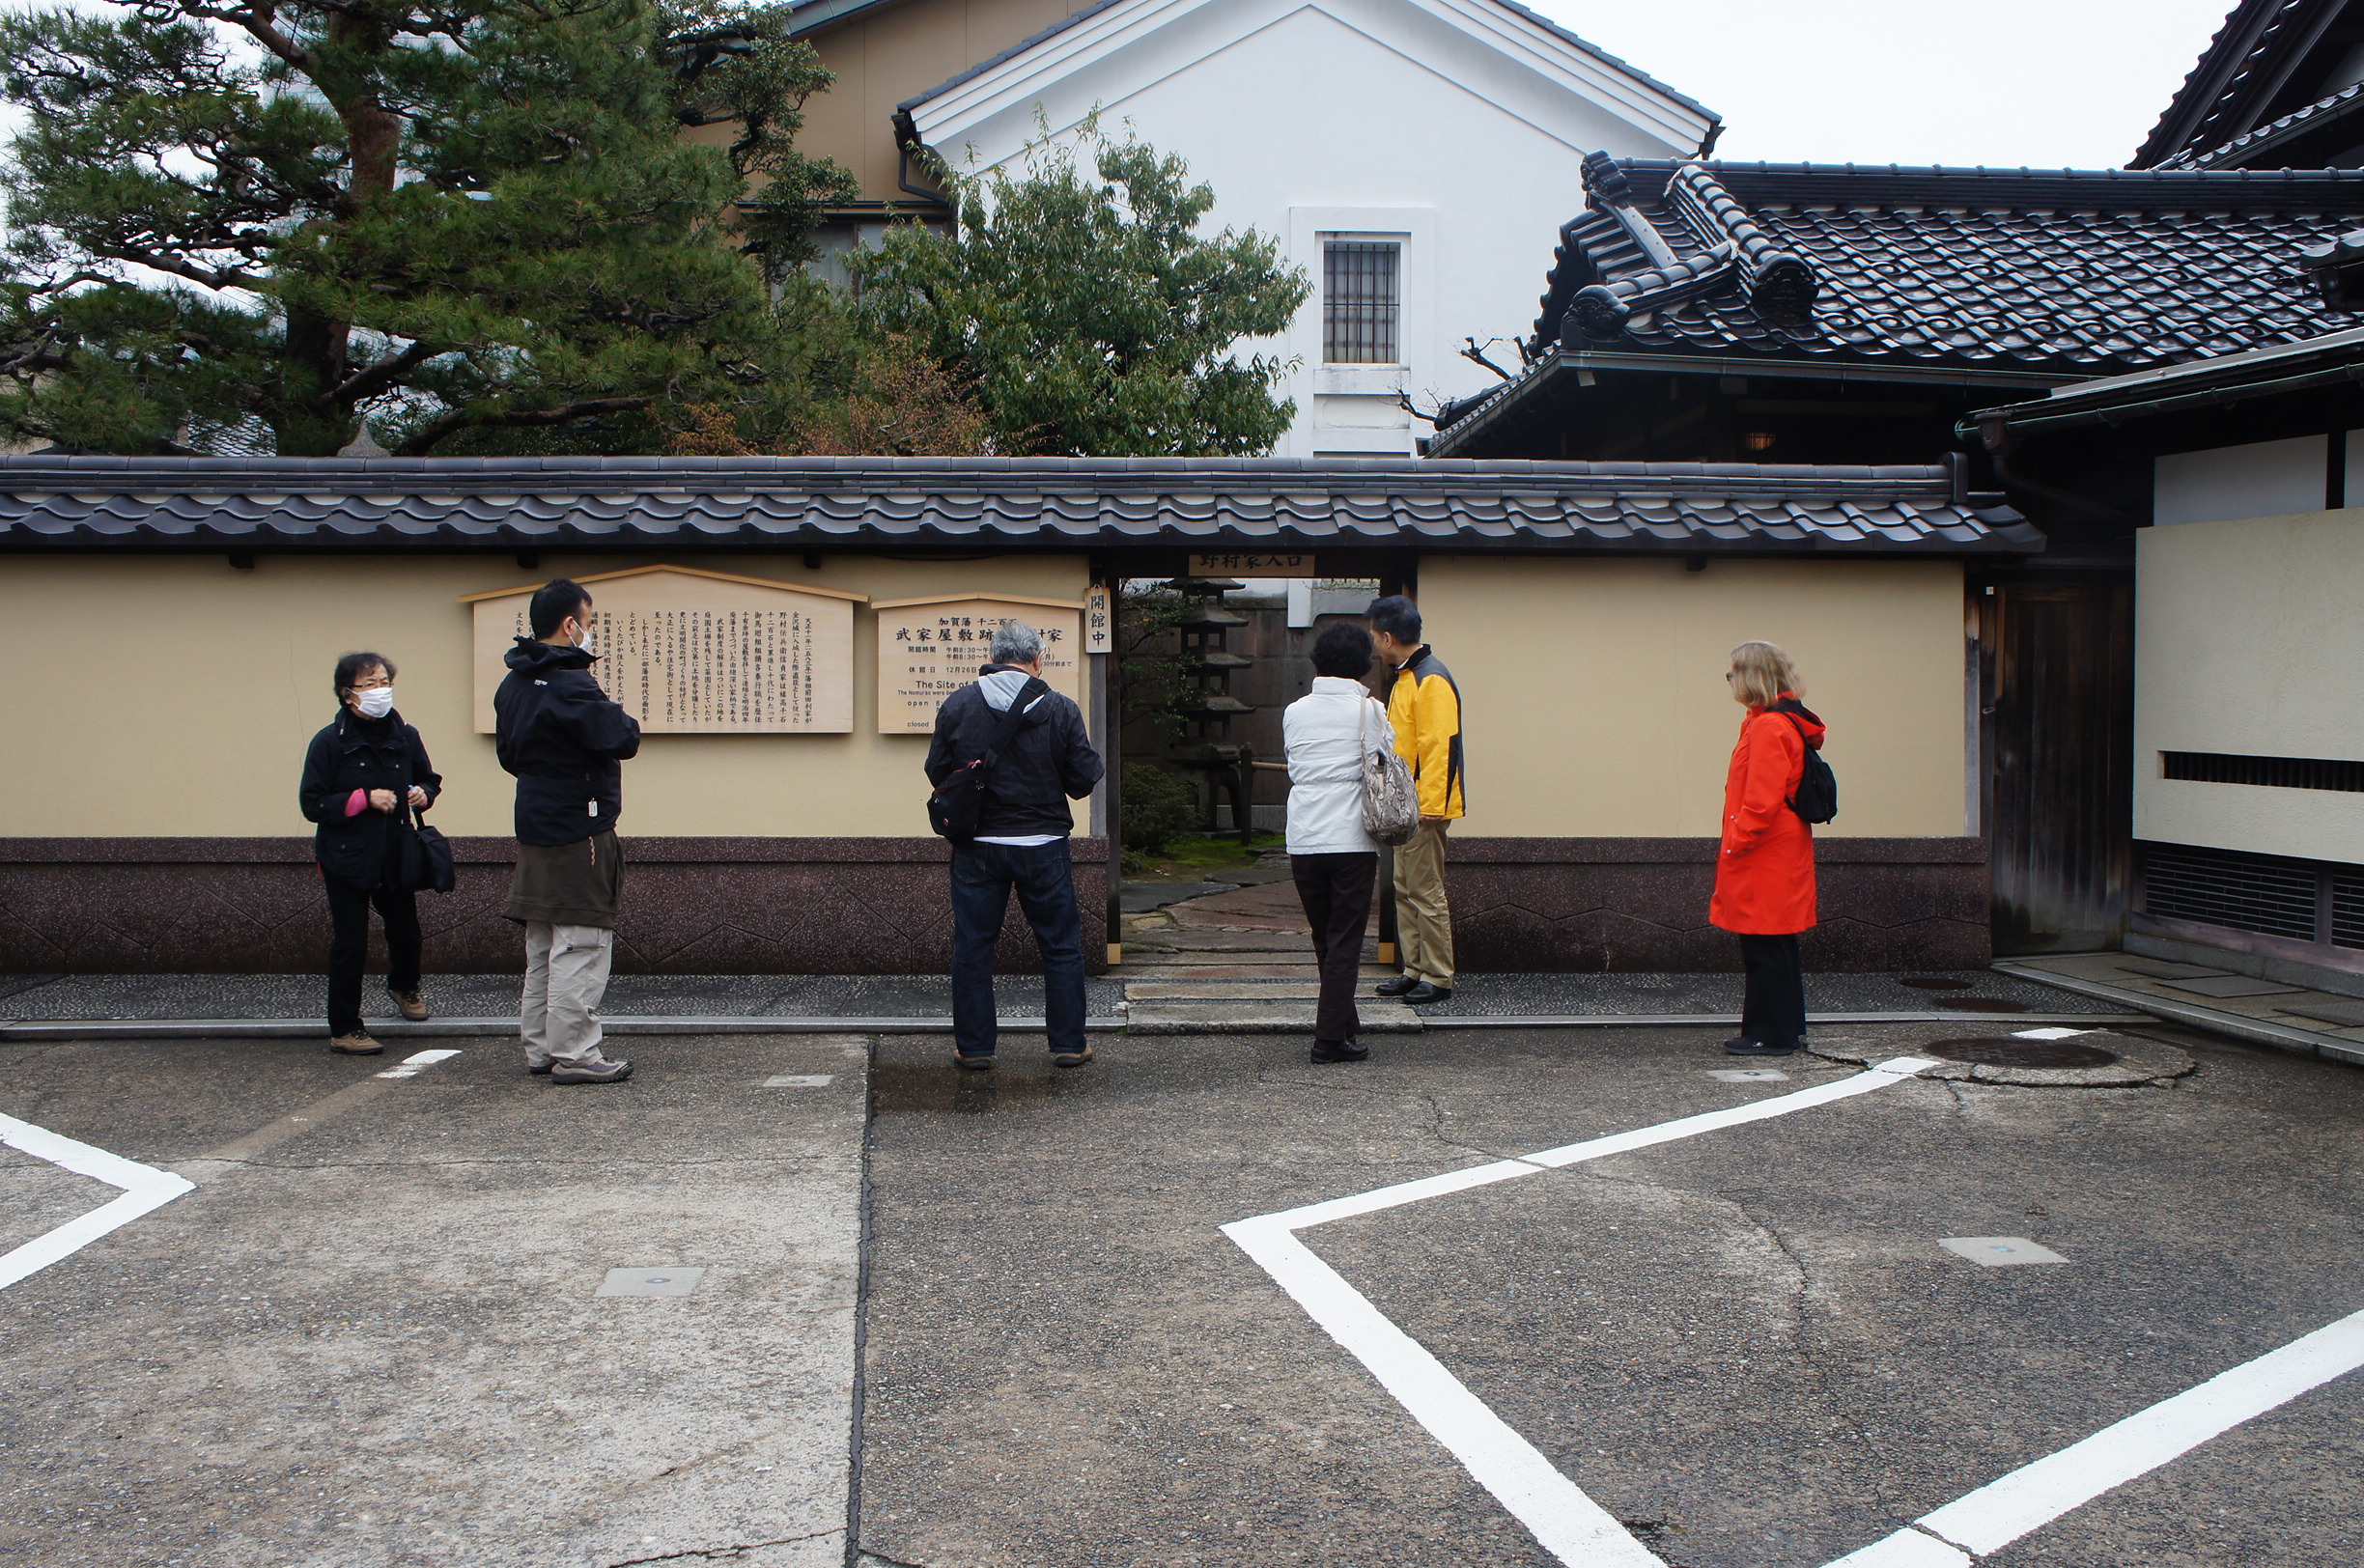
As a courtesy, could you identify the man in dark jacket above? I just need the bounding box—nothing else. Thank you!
[924,621,1105,1070]
[493,578,643,1085]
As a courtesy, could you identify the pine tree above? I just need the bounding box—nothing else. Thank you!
[853,126,1310,457]
[0,0,857,455]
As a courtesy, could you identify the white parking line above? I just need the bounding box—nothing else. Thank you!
[1224,1057,1936,1568]
[1223,1055,2364,1567]
[375,1049,463,1079]
[0,1113,195,1292]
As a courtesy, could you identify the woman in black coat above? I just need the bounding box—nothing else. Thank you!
[298,652,443,1054]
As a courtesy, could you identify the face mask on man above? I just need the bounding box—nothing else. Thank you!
[355,687,396,719]
[572,622,596,657]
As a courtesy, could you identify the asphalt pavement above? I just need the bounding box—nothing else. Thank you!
[3,1020,2362,1567]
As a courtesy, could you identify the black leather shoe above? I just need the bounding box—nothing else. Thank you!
[1310,1038,1369,1064]
[1724,1037,1801,1056]
[1374,976,1421,996]
[1401,982,1452,1004]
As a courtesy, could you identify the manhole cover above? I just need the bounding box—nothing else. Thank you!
[1924,1036,2122,1069]
[1898,975,1974,991]
[1933,995,2029,1013]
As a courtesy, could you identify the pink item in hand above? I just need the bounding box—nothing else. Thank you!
[346,789,368,817]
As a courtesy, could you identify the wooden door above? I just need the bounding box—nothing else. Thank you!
[1982,576,2135,954]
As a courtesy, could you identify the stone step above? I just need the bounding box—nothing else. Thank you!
[1119,947,1315,966]
[1123,1000,1423,1034]
[1125,982,1409,1001]
[1118,963,1393,982]
[1128,930,1321,953]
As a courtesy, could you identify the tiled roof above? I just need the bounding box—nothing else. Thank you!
[1521,160,2364,378]
[897,0,1717,126]
[0,456,2036,555]
[2131,0,2344,170]
[2159,80,2364,169]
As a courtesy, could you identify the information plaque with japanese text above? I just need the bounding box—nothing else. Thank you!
[874,595,1084,734]
[1188,552,1317,576]
[465,566,863,734]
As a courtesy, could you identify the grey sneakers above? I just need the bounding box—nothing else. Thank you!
[549,1058,633,1084]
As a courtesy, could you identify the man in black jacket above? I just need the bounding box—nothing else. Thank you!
[494,578,643,1085]
[924,621,1105,1070]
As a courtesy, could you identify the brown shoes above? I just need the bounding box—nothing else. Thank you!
[328,1032,385,1055]
[388,989,430,1022]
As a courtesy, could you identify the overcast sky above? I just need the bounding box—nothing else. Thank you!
[1530,0,2241,168]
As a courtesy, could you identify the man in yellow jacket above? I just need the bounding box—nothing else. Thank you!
[1367,595,1462,1003]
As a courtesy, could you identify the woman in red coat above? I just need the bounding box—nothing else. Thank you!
[1709,641,1825,1056]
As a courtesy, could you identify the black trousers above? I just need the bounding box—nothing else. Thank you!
[325,875,421,1037]
[1291,852,1377,1044]
[1739,932,1806,1048]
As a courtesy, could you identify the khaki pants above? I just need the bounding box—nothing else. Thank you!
[1393,821,1455,988]
[521,922,615,1069]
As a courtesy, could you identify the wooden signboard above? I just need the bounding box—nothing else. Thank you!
[1188,551,1317,576]
[874,594,1084,735]
[464,566,864,735]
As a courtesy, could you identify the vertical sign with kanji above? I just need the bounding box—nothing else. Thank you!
[1084,585,1112,655]
[873,595,1085,734]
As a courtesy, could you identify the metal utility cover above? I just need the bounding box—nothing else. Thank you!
[597,1267,706,1297]
[2115,960,2232,980]
[2158,975,2305,998]
[1707,1069,1789,1082]
[1940,1237,2066,1268]
[762,1075,835,1088]
[2276,999,2364,1028]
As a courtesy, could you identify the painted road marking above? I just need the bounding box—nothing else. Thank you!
[1939,1236,2067,1268]
[2012,1027,2093,1041]
[1224,1055,2364,1567]
[0,1113,194,1292]
[1828,1305,2364,1566]
[376,1049,462,1079]
[1224,1057,1936,1568]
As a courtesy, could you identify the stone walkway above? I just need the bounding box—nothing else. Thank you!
[1119,877,1418,1034]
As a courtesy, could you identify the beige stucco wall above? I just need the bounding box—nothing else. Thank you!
[0,552,1091,838]
[1421,556,1968,838]
[2136,507,2364,862]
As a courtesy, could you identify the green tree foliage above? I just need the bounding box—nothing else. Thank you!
[853,126,1310,457]
[0,0,858,456]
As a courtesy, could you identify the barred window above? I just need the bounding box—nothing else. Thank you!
[1323,240,1399,364]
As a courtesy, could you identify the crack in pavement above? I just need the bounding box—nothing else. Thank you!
[1246,1066,1518,1163]
[1719,1188,1886,1470]
[605,1526,845,1565]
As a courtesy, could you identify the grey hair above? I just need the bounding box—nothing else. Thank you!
[989,621,1044,664]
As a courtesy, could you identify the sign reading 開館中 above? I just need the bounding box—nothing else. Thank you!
[1084,585,1112,655]
[874,595,1084,734]
[464,566,863,734]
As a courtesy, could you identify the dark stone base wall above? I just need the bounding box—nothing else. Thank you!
[0,838,1110,976]
[1447,837,1989,971]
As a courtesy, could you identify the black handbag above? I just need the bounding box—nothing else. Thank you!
[926,678,1047,840]
[400,798,456,894]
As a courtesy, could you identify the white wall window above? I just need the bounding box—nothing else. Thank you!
[1323,239,1400,364]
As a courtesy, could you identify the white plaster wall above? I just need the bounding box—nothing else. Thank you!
[2135,507,2364,862]
[2153,434,2327,527]
[913,0,1697,455]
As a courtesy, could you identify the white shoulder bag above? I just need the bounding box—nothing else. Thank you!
[1359,697,1420,847]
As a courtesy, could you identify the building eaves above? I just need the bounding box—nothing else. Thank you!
[2132,0,2345,169]
[0,456,2037,556]
[2159,80,2364,169]
[1963,322,2364,437]
[786,0,905,37]
[897,0,1718,127]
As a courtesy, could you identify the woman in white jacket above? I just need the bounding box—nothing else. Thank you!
[1284,621,1393,1063]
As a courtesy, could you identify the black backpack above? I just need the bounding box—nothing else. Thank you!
[1782,714,1838,825]
[925,677,1048,841]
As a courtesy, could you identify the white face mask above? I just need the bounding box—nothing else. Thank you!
[355,687,395,719]
[572,622,595,657]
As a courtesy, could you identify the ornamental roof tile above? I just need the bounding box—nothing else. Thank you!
[0,455,2034,555]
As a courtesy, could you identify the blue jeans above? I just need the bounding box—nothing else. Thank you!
[949,839,1087,1057]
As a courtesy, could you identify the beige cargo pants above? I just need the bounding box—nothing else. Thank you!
[1393,821,1455,989]
[520,922,617,1070]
